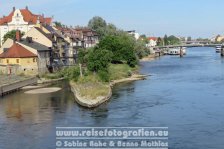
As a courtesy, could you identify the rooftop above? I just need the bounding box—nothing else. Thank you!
[0,43,37,58]
[0,7,52,25]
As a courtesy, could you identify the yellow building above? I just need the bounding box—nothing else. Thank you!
[0,43,38,75]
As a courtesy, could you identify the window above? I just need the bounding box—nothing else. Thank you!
[16,59,19,63]
[6,59,9,63]
[33,58,36,62]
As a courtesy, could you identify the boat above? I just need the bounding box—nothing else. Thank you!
[216,46,221,53]
[168,47,187,55]
[168,48,180,55]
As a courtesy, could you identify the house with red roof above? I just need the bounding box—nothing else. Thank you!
[0,31,52,75]
[146,37,158,47]
[0,43,38,75]
[0,6,52,46]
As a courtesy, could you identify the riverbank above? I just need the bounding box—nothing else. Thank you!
[70,74,147,108]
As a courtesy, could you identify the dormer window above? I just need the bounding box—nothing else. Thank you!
[17,13,19,17]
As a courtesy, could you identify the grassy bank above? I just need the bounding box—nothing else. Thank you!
[75,75,110,99]
[42,64,145,107]
[109,64,138,80]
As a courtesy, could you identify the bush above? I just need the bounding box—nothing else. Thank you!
[87,48,112,72]
[98,34,138,67]
[62,66,80,82]
[98,69,110,82]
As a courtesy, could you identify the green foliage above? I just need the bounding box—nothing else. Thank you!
[164,34,169,45]
[167,35,181,45]
[98,69,110,82]
[54,21,63,27]
[98,34,137,67]
[3,30,16,42]
[88,16,107,38]
[3,30,24,43]
[134,39,149,59]
[108,64,136,80]
[157,37,164,46]
[78,48,89,64]
[138,34,149,44]
[87,48,112,72]
[163,34,180,45]
[59,66,80,81]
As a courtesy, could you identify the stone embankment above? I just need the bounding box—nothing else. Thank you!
[70,74,147,108]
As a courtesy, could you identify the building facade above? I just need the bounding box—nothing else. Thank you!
[0,43,38,75]
[0,7,52,46]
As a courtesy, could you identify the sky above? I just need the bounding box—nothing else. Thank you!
[0,0,224,38]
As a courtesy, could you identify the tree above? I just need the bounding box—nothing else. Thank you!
[54,21,63,27]
[164,34,169,45]
[3,30,17,43]
[138,34,149,44]
[105,23,118,36]
[167,35,181,45]
[98,34,137,67]
[134,39,149,59]
[88,16,107,38]
[87,48,112,72]
[78,48,89,64]
[157,37,164,46]
[3,30,25,43]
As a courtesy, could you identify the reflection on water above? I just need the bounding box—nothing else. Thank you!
[0,47,224,149]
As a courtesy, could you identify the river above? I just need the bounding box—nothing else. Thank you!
[0,47,224,149]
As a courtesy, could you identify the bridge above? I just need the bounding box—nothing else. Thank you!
[153,43,221,49]
[152,44,223,57]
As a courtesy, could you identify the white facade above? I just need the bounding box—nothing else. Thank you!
[146,39,157,47]
[127,31,140,40]
[0,9,35,45]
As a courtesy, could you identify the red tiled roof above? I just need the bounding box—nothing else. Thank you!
[0,8,52,25]
[0,43,37,58]
[148,37,157,41]
[0,11,14,25]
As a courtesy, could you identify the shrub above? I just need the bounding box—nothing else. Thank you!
[98,69,110,82]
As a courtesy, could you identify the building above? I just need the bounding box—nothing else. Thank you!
[18,39,52,74]
[0,6,52,46]
[22,27,53,48]
[76,28,99,48]
[146,37,157,47]
[127,30,140,40]
[0,43,38,75]
[215,35,224,43]
[0,38,14,54]
[0,31,52,75]
[60,27,84,65]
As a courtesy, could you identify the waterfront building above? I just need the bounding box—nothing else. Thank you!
[0,43,38,75]
[0,31,52,75]
[215,35,224,43]
[0,6,52,46]
[127,30,140,40]
[75,28,99,48]
[146,37,157,47]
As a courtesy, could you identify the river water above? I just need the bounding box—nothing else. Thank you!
[0,47,224,149]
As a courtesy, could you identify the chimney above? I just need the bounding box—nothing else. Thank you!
[13,7,15,11]
[26,6,28,10]
[16,30,21,41]
[37,16,40,24]
[26,37,33,43]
